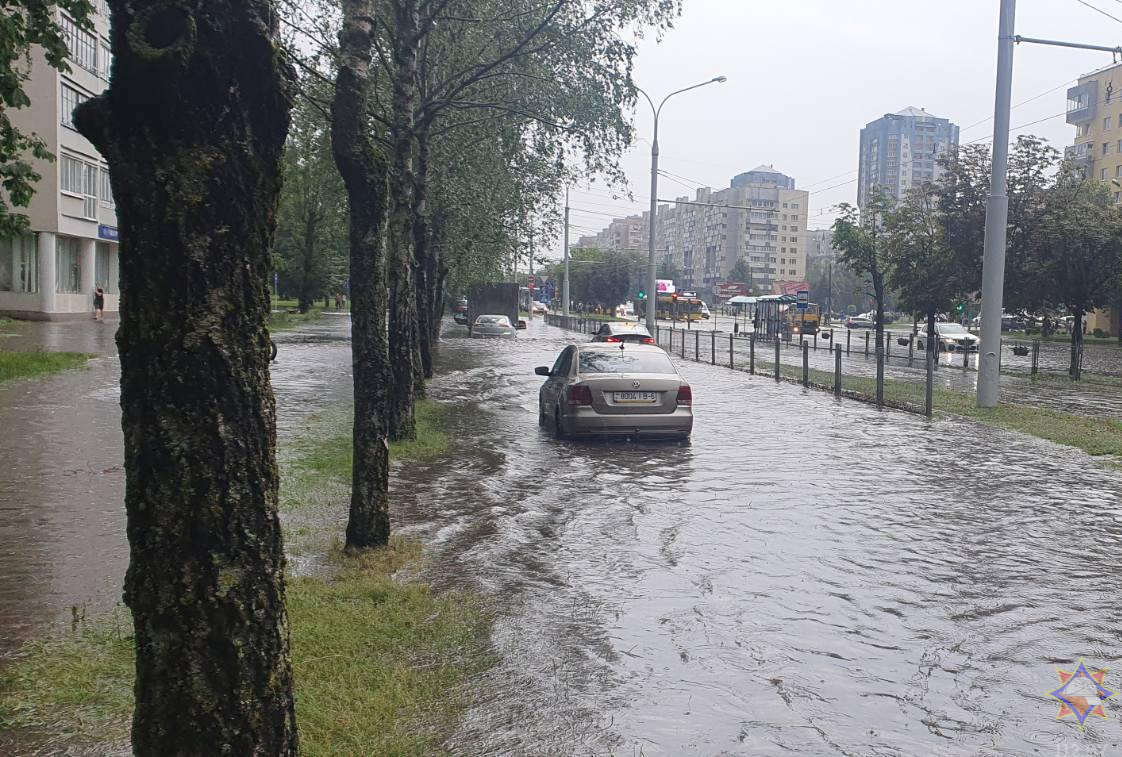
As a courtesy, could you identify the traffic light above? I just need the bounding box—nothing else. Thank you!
[671,292,678,302]
[527,274,535,289]
[637,290,646,300]
[956,302,965,313]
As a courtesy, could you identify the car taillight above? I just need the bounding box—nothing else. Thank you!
[642,337,656,344]
[603,336,621,343]
[676,384,692,406]
[567,385,593,406]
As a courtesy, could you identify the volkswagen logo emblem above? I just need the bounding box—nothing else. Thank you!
[632,381,641,389]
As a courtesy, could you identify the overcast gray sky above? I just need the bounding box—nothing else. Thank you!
[556,0,1122,257]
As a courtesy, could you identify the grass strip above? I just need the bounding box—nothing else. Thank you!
[269,306,325,332]
[770,362,1122,462]
[0,351,92,383]
[0,398,490,756]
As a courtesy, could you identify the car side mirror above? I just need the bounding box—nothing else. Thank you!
[535,366,551,376]
[517,319,527,330]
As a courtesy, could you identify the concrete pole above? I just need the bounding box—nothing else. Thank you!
[528,228,534,320]
[37,231,57,315]
[977,0,1017,408]
[645,117,659,334]
[562,189,570,317]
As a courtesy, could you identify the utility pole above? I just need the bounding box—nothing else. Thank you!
[637,76,727,333]
[827,262,833,326]
[977,0,1016,408]
[563,189,570,317]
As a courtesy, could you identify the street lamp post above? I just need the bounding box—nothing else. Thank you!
[637,76,727,333]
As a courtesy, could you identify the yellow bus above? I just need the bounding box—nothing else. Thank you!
[636,293,704,322]
[785,303,821,336]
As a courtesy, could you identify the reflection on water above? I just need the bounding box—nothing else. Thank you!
[0,316,353,658]
[399,319,1122,755]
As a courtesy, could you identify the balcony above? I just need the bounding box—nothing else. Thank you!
[1065,143,1094,169]
[1066,82,1097,125]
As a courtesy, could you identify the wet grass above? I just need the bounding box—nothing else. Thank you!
[770,362,1122,463]
[0,397,491,755]
[0,350,92,383]
[269,306,325,332]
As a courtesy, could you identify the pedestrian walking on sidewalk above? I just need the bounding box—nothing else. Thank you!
[93,286,105,322]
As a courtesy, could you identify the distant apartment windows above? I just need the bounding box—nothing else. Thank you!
[1078,123,1092,137]
[1116,165,1122,178]
[0,235,38,293]
[60,15,98,74]
[61,154,99,219]
[782,202,789,208]
[1102,168,1108,181]
[56,237,82,294]
[99,167,114,208]
[1104,142,1112,156]
[95,243,115,292]
[791,215,799,222]
[1106,117,1114,131]
[791,203,800,209]
[99,43,112,79]
[60,82,89,128]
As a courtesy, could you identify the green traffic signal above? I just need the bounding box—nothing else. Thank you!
[956,303,965,312]
[637,290,646,300]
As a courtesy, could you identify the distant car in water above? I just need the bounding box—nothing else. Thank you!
[536,343,692,440]
[915,323,980,352]
[591,321,656,345]
[846,315,874,329]
[532,301,548,314]
[452,299,469,325]
[471,314,516,338]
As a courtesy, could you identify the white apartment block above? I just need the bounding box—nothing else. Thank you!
[0,3,119,319]
[574,214,644,252]
[634,166,809,299]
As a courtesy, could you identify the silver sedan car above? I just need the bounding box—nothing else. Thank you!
[472,314,516,338]
[536,343,693,440]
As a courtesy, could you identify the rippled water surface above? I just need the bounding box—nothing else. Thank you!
[2,314,1120,756]
[0,315,353,658]
[398,319,1122,756]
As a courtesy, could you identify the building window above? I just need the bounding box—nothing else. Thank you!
[61,154,83,194]
[60,82,89,129]
[1106,117,1114,131]
[95,243,115,292]
[1104,142,1112,156]
[100,167,114,207]
[0,234,38,293]
[1103,168,1109,181]
[56,238,82,294]
[60,15,98,74]
[100,43,112,79]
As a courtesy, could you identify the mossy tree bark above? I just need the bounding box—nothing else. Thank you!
[73,2,298,753]
[332,0,392,549]
[413,125,436,382]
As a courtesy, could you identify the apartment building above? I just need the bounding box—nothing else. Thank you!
[805,229,839,261]
[574,214,643,252]
[857,107,959,208]
[1064,64,1122,337]
[0,4,118,319]
[630,166,808,300]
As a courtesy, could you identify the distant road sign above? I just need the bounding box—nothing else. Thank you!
[796,289,810,311]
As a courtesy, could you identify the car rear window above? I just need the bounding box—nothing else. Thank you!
[476,316,509,326]
[578,350,675,375]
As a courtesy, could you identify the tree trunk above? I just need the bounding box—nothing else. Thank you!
[386,0,421,440]
[73,3,298,752]
[332,0,392,550]
[1070,306,1084,380]
[298,211,318,314]
[413,125,434,383]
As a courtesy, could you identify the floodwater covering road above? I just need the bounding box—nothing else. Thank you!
[0,315,353,658]
[1,314,1119,756]
[400,318,1122,755]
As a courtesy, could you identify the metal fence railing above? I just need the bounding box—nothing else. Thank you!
[542,314,1120,418]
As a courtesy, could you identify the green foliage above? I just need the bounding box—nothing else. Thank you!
[1,0,94,237]
[727,258,752,287]
[805,256,866,314]
[0,349,91,382]
[883,183,960,320]
[832,189,892,328]
[541,246,643,309]
[275,94,348,312]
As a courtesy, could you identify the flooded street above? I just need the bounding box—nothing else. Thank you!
[0,315,353,658]
[2,314,1120,755]
[400,319,1122,755]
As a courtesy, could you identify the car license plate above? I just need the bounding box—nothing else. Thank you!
[613,391,657,403]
